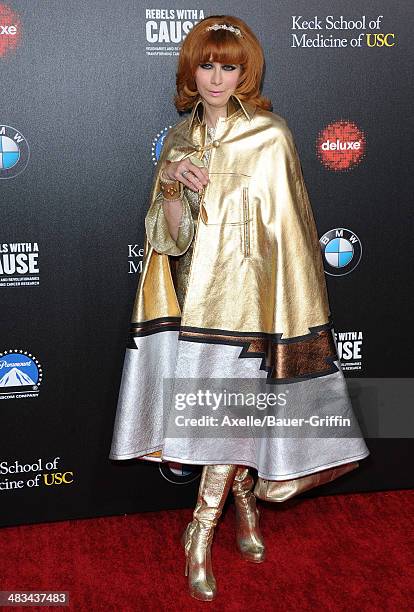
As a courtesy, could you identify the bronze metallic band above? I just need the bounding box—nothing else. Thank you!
[179,325,338,382]
[127,317,339,382]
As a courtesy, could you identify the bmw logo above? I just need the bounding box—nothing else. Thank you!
[320,228,362,276]
[159,461,201,484]
[0,125,30,179]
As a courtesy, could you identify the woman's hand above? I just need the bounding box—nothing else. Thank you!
[163,159,209,193]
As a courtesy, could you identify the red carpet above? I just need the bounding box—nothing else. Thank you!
[1,490,413,611]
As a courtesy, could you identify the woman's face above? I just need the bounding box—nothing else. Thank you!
[194,58,242,112]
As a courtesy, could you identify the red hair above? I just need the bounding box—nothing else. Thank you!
[174,15,272,112]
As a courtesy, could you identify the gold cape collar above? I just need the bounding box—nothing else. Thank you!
[188,94,255,129]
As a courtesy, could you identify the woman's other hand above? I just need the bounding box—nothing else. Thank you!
[163,159,209,193]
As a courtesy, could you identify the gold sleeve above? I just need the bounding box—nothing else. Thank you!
[143,126,195,256]
[144,189,194,256]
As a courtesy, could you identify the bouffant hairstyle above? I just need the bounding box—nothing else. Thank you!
[174,15,272,112]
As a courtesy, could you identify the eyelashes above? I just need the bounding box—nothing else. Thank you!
[199,63,238,71]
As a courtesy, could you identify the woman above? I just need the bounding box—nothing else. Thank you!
[109,15,370,601]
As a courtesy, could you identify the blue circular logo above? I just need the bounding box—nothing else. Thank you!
[0,350,43,395]
[325,237,354,268]
[320,228,362,276]
[0,135,20,169]
[159,462,201,484]
[0,126,30,179]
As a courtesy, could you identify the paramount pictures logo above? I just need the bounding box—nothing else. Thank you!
[0,242,39,287]
[0,349,43,399]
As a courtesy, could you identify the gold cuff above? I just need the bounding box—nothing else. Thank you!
[160,179,183,201]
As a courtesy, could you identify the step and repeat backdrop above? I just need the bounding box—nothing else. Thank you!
[1,1,412,527]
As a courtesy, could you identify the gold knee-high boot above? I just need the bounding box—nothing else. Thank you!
[181,464,238,601]
[232,466,265,563]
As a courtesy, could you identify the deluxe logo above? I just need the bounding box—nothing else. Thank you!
[319,228,362,276]
[151,126,172,165]
[316,121,366,171]
[159,461,201,484]
[0,125,30,179]
[0,350,43,399]
[0,4,21,58]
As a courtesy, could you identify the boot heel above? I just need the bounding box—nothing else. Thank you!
[182,522,192,575]
[233,468,266,563]
[181,525,188,549]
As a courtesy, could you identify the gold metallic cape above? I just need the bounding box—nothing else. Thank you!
[109,95,370,478]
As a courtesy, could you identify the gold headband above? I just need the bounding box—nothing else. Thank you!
[205,23,243,38]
